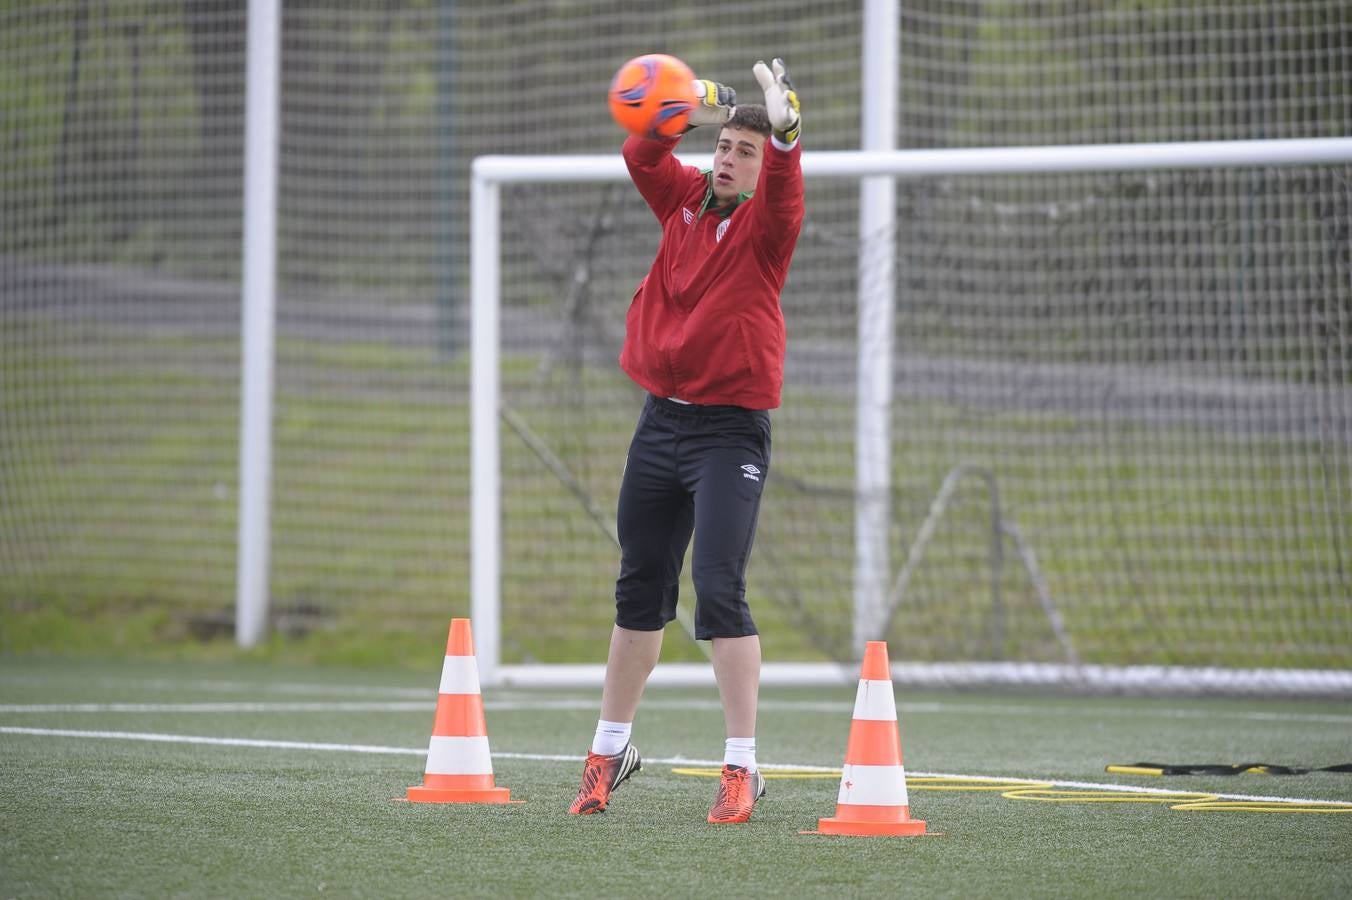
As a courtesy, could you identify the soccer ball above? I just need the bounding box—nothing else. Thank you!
[608,53,696,139]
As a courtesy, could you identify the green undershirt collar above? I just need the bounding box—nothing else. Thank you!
[699,170,753,220]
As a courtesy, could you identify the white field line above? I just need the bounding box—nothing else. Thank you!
[4,674,1350,724]
[0,698,1349,725]
[0,702,436,714]
[1,724,1346,808]
[0,726,424,755]
[0,674,430,698]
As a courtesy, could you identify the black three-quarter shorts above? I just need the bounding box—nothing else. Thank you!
[614,394,772,640]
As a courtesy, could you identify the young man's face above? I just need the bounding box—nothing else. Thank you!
[711,126,766,204]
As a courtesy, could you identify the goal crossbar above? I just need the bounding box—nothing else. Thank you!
[472,137,1352,183]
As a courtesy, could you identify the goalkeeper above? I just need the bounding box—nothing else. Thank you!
[569,59,804,824]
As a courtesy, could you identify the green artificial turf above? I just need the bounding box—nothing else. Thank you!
[2,655,1349,898]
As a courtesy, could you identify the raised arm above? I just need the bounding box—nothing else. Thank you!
[751,58,804,255]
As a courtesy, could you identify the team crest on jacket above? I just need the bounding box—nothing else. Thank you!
[716,219,731,242]
[682,208,695,225]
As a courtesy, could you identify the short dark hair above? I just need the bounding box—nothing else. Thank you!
[723,103,771,138]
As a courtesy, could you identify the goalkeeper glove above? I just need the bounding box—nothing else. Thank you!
[753,57,800,144]
[686,79,737,129]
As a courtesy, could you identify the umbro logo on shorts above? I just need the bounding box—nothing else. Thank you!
[740,464,761,482]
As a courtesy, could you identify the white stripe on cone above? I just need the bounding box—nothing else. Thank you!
[424,735,494,775]
[852,679,898,721]
[437,656,481,696]
[837,763,911,807]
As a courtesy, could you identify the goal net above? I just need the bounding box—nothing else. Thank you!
[1,0,1348,693]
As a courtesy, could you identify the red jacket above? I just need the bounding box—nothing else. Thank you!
[619,134,804,409]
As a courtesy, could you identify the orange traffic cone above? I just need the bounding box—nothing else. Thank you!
[807,641,926,836]
[407,618,513,803]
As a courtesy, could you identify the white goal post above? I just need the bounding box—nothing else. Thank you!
[470,136,1352,694]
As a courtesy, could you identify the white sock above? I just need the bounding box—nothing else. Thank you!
[724,737,757,771]
[591,719,632,756]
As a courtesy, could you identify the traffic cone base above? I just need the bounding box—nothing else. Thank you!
[811,797,929,836]
[407,784,512,804]
[815,813,927,837]
[408,770,511,803]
